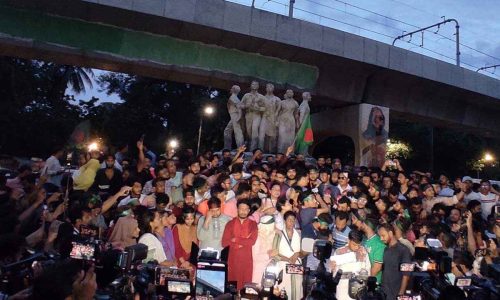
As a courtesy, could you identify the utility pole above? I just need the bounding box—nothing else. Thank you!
[393,19,460,66]
[289,0,295,17]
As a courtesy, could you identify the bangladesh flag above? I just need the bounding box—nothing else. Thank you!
[295,114,314,154]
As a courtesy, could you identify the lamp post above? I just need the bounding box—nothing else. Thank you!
[168,139,179,149]
[475,152,495,178]
[197,106,215,156]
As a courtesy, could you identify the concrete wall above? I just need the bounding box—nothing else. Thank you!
[1,0,499,137]
[76,0,500,101]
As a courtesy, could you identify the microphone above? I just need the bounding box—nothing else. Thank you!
[332,269,343,286]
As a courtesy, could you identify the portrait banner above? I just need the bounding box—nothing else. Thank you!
[358,104,389,168]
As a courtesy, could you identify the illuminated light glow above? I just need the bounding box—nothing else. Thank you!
[88,142,98,152]
[204,106,215,115]
[168,139,179,149]
[483,153,494,162]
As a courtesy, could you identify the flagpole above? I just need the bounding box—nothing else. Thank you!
[292,113,306,152]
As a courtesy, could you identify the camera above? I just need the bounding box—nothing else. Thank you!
[196,247,229,299]
[239,261,283,300]
[0,252,59,295]
[70,242,96,261]
[155,267,191,296]
[302,238,340,300]
[285,264,303,275]
[116,243,148,271]
[402,240,500,300]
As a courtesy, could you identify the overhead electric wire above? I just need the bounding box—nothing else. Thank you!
[325,0,500,62]
[301,0,487,69]
[303,0,405,35]
[382,0,500,61]
[255,0,497,77]
[267,0,395,39]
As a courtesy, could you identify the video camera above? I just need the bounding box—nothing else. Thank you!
[195,247,230,299]
[399,238,499,300]
[0,252,58,295]
[239,260,283,300]
[154,266,191,296]
[302,238,341,300]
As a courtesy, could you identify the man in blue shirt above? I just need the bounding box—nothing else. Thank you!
[332,211,351,250]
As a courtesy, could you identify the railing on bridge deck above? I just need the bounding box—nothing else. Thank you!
[226,0,500,80]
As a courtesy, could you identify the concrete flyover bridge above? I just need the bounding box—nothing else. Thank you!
[0,0,499,162]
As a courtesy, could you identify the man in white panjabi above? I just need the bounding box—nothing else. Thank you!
[329,229,371,300]
[241,81,266,150]
[223,85,244,149]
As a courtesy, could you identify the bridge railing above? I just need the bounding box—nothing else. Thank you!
[226,0,500,80]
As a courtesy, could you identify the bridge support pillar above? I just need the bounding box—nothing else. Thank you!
[311,104,390,168]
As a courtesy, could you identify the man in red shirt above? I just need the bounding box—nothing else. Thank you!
[221,200,258,290]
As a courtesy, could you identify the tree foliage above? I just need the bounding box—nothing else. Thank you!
[0,56,498,179]
[0,57,228,158]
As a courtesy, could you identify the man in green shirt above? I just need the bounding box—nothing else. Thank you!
[352,215,385,282]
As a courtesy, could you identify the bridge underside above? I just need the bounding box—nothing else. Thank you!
[0,0,499,138]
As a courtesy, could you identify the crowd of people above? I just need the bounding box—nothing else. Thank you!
[0,140,499,300]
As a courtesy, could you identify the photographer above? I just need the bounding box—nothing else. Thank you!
[378,223,412,300]
[302,213,333,294]
[54,204,93,258]
[32,260,97,300]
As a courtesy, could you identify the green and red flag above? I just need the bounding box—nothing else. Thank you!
[295,114,314,154]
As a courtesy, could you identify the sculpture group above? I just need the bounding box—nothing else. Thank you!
[223,81,311,154]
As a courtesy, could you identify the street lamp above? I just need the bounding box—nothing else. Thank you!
[88,142,99,152]
[168,139,179,149]
[204,106,214,116]
[197,105,215,156]
[484,153,494,162]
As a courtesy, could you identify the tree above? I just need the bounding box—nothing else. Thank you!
[95,73,227,154]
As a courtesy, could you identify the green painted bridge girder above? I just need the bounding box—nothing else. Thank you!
[0,4,318,89]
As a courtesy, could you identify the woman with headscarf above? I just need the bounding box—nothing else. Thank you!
[109,216,140,249]
[252,214,278,284]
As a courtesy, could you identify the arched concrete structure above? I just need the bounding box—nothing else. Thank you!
[312,135,356,166]
[311,104,389,167]
[0,0,499,138]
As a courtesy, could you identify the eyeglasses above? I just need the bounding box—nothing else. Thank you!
[339,177,346,180]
